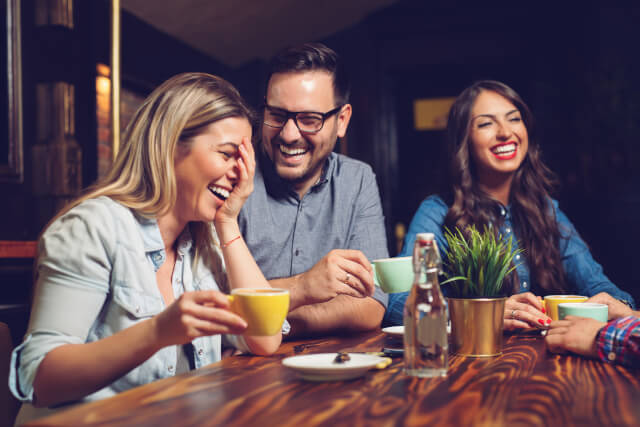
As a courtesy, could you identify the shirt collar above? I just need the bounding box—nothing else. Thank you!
[133,211,193,255]
[135,213,165,253]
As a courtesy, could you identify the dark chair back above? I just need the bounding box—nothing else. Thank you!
[0,322,20,426]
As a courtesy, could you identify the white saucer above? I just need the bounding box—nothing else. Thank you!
[381,325,404,338]
[282,353,387,381]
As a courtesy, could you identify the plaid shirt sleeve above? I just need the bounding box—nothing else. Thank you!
[596,316,640,368]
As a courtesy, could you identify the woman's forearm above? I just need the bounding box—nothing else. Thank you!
[33,317,161,407]
[215,220,282,353]
[216,220,270,291]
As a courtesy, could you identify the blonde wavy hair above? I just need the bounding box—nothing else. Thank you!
[49,72,253,271]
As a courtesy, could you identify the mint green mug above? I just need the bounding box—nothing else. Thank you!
[558,302,608,322]
[373,256,413,293]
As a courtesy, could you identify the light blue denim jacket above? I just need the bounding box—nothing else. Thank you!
[9,196,247,406]
[383,195,635,326]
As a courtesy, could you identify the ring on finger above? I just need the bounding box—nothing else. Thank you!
[344,273,351,284]
[511,309,518,320]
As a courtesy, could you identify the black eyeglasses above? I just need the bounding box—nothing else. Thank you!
[263,103,344,134]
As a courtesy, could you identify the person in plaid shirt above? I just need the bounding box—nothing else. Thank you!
[546,292,639,368]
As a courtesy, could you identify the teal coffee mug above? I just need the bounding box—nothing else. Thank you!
[373,256,413,293]
[558,302,608,322]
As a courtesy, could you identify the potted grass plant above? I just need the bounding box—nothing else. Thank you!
[442,225,522,356]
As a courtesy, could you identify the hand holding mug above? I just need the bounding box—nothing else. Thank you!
[154,290,248,347]
[545,316,606,358]
[297,249,375,306]
[586,292,633,320]
[503,292,551,331]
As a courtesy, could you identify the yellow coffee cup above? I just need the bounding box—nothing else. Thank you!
[228,288,289,336]
[543,295,588,321]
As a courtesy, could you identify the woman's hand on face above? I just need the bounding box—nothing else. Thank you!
[503,292,552,331]
[215,137,255,225]
[586,292,633,320]
[153,290,247,348]
[545,316,605,358]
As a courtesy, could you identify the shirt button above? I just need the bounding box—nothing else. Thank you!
[506,228,511,233]
[501,208,506,216]
[608,352,616,361]
[295,249,300,256]
[522,281,527,288]
[135,306,141,314]
[168,365,174,373]
[197,348,204,357]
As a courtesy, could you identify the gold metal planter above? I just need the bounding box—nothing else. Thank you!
[448,297,506,357]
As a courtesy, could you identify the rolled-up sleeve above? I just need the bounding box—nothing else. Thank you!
[399,196,449,258]
[383,196,448,327]
[9,203,113,402]
[349,166,389,307]
[596,316,640,368]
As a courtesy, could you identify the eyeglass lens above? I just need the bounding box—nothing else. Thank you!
[264,109,324,133]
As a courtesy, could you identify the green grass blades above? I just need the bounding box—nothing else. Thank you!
[441,225,522,298]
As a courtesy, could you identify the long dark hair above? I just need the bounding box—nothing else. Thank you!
[443,80,566,294]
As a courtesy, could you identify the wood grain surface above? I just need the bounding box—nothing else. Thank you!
[24,330,640,426]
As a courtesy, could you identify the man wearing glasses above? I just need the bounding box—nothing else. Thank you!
[239,43,388,338]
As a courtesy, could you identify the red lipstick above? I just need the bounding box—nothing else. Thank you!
[491,142,517,160]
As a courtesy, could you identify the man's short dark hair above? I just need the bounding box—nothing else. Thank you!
[266,43,350,106]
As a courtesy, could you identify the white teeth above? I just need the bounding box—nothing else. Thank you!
[279,145,307,156]
[208,185,229,199]
[493,143,516,154]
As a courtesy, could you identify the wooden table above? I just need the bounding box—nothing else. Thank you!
[25,330,640,426]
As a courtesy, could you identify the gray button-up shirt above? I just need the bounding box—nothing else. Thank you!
[239,152,389,306]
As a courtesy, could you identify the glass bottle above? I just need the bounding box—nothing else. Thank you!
[403,232,448,377]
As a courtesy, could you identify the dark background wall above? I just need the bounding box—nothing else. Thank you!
[1,1,638,339]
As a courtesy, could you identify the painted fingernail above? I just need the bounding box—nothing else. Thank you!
[541,307,546,314]
[546,319,552,324]
[538,319,544,325]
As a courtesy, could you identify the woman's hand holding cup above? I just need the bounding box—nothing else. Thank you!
[153,290,248,348]
[503,292,552,331]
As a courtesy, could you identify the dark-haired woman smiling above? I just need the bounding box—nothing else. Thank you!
[384,80,634,330]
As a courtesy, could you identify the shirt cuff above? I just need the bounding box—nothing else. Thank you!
[372,286,389,308]
[595,316,638,364]
[281,319,291,336]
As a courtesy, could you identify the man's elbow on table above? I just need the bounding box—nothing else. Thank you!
[287,295,384,338]
[346,297,385,331]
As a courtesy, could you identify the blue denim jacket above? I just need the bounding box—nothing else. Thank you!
[9,197,247,406]
[383,195,635,326]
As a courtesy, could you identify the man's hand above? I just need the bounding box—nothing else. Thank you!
[545,316,606,358]
[293,249,375,308]
[586,292,633,320]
